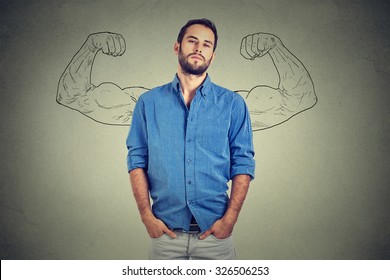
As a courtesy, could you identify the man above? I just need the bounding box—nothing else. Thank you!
[127,19,255,260]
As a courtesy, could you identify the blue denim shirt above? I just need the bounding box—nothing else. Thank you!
[126,75,255,232]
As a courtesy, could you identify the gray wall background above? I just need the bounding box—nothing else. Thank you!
[1,0,389,259]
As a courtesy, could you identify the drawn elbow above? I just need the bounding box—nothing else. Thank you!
[296,88,317,111]
[306,89,318,109]
[56,74,83,108]
[56,74,68,104]
[56,85,65,105]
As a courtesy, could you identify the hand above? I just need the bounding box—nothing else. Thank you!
[199,218,234,240]
[87,32,126,56]
[143,216,177,239]
[240,32,281,60]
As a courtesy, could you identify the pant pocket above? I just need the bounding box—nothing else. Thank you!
[151,233,167,240]
[210,234,232,241]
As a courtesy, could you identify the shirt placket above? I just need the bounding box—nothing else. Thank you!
[184,94,200,215]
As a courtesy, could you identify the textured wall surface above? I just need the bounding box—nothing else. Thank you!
[0,0,389,259]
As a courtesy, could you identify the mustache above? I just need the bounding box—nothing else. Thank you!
[187,53,205,61]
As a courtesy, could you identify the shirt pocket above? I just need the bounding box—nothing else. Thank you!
[199,122,229,155]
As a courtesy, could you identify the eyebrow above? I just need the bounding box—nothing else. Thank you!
[186,35,214,46]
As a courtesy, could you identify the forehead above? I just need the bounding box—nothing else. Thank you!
[184,24,215,43]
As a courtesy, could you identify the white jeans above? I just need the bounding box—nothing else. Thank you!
[149,231,237,260]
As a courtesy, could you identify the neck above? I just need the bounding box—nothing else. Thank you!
[177,67,207,96]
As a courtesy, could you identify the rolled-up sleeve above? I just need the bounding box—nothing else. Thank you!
[126,97,148,172]
[228,95,255,180]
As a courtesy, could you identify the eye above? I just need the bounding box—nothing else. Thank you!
[204,43,211,48]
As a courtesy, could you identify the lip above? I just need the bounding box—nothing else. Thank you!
[189,54,204,61]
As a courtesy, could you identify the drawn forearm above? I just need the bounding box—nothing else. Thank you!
[57,40,98,111]
[269,45,317,109]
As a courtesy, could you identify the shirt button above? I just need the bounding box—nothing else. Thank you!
[187,159,192,164]
[187,138,192,142]
[187,180,192,185]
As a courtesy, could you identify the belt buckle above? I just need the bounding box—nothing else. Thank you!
[173,225,200,234]
[188,224,201,234]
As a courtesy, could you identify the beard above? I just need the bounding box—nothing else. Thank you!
[178,48,212,76]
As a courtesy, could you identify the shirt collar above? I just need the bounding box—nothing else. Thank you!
[172,74,212,99]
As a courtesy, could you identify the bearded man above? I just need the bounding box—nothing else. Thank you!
[126,18,255,260]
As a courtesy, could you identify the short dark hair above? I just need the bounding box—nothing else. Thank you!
[177,18,218,51]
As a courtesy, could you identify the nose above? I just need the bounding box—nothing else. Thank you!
[195,43,202,53]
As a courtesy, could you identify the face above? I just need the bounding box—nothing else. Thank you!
[174,24,216,76]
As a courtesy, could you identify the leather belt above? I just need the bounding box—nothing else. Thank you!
[173,215,201,233]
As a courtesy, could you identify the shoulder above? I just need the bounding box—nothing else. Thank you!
[137,82,173,102]
[210,83,249,119]
[210,82,246,105]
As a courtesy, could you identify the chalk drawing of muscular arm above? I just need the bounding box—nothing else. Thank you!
[57,32,317,130]
[57,32,147,126]
[239,33,317,130]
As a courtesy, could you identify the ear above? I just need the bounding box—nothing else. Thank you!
[210,52,216,64]
[173,42,180,55]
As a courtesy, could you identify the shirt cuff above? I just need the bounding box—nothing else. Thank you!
[127,155,148,173]
[230,165,255,180]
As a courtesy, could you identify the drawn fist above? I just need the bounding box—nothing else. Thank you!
[240,33,281,60]
[87,32,126,56]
